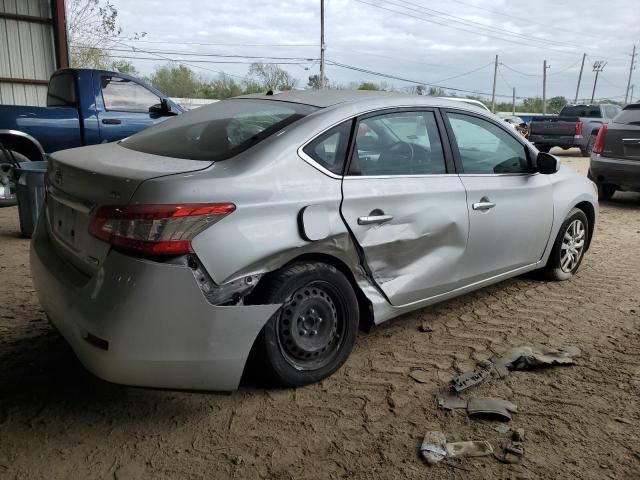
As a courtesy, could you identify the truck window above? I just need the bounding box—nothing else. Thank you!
[560,106,602,118]
[101,76,160,113]
[47,73,77,107]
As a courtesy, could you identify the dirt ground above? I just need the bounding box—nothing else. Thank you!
[0,150,638,480]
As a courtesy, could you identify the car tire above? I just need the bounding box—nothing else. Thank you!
[597,183,616,201]
[537,145,551,153]
[0,150,29,207]
[252,262,359,387]
[542,208,589,281]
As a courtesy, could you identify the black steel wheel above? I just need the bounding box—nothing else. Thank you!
[252,262,359,386]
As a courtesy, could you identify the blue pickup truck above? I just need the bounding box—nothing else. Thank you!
[0,68,183,206]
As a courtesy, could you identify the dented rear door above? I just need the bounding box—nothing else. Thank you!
[340,109,469,306]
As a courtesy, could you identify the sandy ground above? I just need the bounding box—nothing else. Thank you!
[0,149,639,480]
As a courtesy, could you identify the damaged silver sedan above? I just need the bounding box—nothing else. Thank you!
[30,91,598,390]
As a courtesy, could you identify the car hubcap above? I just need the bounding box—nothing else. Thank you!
[560,219,585,273]
[0,162,16,201]
[277,282,345,370]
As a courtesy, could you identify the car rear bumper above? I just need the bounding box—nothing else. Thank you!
[529,134,581,148]
[30,210,280,391]
[590,155,640,191]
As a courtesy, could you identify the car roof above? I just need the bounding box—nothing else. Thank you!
[236,89,489,114]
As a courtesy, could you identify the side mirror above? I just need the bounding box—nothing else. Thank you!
[149,98,177,116]
[536,151,560,174]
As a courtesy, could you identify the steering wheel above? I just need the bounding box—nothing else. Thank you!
[382,141,414,164]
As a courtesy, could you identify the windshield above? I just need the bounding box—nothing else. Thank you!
[122,99,318,160]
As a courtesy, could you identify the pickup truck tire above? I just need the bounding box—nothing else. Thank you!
[537,145,551,153]
[581,135,596,157]
[542,208,589,281]
[0,150,29,207]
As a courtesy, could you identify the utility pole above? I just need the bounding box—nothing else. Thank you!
[624,45,636,104]
[631,85,635,103]
[591,60,607,103]
[320,0,326,89]
[491,54,498,113]
[574,53,586,104]
[512,87,516,115]
[543,60,549,115]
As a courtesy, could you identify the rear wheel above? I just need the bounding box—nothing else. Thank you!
[0,150,29,207]
[543,208,589,281]
[597,183,616,201]
[252,262,359,387]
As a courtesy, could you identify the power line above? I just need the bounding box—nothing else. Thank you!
[500,63,541,77]
[326,59,521,98]
[74,45,317,61]
[353,0,579,54]
[391,0,583,50]
[112,38,317,48]
[104,55,314,65]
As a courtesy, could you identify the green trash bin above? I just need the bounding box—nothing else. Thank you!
[15,161,48,237]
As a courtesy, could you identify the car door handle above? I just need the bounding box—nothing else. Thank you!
[358,214,394,225]
[472,201,496,211]
[101,119,122,125]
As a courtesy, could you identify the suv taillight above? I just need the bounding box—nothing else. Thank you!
[89,203,235,256]
[593,124,608,154]
[575,121,583,136]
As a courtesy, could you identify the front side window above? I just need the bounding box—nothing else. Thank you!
[446,112,529,174]
[101,76,160,112]
[350,111,446,176]
[303,122,351,175]
[123,99,318,161]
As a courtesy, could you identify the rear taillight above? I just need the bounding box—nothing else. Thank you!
[575,121,583,136]
[593,124,608,154]
[89,203,235,256]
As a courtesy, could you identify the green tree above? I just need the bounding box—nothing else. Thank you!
[548,96,568,114]
[358,82,381,91]
[67,0,145,70]
[148,64,200,98]
[427,86,448,97]
[522,97,544,113]
[308,74,329,89]
[249,63,297,91]
[111,60,139,76]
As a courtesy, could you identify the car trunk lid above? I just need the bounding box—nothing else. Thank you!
[45,142,213,276]
[602,123,640,160]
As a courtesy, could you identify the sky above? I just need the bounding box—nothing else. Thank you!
[107,0,639,103]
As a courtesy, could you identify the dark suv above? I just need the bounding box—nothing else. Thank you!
[590,104,640,200]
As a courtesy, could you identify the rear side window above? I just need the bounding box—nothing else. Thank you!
[123,99,318,161]
[560,105,602,118]
[613,106,640,125]
[47,73,77,107]
[303,122,351,175]
[101,76,160,112]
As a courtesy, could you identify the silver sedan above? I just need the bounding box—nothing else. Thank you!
[31,91,598,390]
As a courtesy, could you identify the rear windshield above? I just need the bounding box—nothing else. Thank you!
[560,105,602,118]
[122,99,318,161]
[613,105,640,125]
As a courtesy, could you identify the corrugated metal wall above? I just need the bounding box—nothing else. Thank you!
[0,0,56,106]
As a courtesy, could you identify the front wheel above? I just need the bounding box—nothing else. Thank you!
[537,145,551,153]
[542,208,589,281]
[252,262,359,387]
